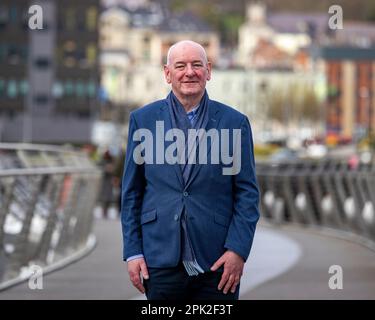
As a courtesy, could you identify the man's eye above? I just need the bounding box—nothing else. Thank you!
[193,64,203,68]
[176,65,185,69]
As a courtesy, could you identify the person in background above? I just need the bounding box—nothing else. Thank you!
[99,150,116,219]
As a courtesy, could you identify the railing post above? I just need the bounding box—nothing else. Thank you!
[256,157,375,244]
[34,175,65,265]
[0,177,16,282]
[4,176,42,279]
[0,144,102,290]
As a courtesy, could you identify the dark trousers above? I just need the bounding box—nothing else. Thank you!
[143,263,239,300]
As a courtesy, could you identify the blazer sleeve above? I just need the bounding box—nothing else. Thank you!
[224,116,260,261]
[121,113,146,260]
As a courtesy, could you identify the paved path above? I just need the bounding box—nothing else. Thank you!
[243,224,375,299]
[0,219,374,300]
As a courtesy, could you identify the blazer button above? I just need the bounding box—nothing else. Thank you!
[183,191,189,197]
[174,214,179,221]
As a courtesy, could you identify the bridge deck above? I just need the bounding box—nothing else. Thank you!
[0,219,374,300]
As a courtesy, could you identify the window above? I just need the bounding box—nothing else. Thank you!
[33,94,48,105]
[64,80,74,96]
[78,111,89,118]
[0,44,6,62]
[0,5,8,29]
[77,8,85,31]
[76,47,86,67]
[63,41,76,52]
[20,45,27,61]
[7,80,18,98]
[65,8,76,30]
[8,44,21,65]
[52,82,64,98]
[34,57,50,69]
[20,7,29,30]
[86,6,97,31]
[0,78,5,97]
[7,110,15,119]
[57,15,64,31]
[55,46,63,64]
[19,80,28,96]
[63,41,77,67]
[75,80,85,98]
[86,43,96,65]
[87,81,96,98]
[9,5,17,24]
[64,57,76,67]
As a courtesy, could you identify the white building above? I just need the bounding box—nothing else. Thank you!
[99,4,219,104]
[237,3,327,69]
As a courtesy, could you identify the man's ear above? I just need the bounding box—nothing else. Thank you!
[206,61,212,81]
[163,65,171,84]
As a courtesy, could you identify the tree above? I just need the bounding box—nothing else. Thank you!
[265,83,322,126]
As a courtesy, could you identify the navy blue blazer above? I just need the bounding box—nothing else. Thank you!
[121,97,260,271]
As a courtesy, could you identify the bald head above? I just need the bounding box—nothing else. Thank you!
[166,40,208,66]
[163,39,211,109]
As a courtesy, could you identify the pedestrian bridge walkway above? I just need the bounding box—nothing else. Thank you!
[1,144,375,299]
[1,217,374,300]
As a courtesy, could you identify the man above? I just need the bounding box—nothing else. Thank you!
[121,40,260,300]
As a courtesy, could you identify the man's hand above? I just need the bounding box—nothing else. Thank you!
[127,257,149,294]
[210,250,244,294]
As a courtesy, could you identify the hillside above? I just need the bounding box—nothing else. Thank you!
[170,0,375,45]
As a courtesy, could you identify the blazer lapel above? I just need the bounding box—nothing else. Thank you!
[184,100,221,190]
[157,101,184,188]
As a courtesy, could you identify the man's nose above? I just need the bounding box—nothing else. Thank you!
[185,64,195,76]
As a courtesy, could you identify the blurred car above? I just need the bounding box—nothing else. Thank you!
[269,148,299,162]
[305,144,327,159]
[360,151,373,164]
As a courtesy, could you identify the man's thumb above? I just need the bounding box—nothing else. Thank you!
[210,258,223,271]
[140,262,149,279]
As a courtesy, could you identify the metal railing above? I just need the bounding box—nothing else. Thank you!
[0,143,102,290]
[256,158,375,243]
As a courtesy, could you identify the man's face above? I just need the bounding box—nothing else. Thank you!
[164,44,211,101]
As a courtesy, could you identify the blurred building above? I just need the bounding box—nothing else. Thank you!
[97,1,322,137]
[237,3,375,71]
[99,3,219,104]
[238,3,317,70]
[312,46,375,140]
[97,59,320,140]
[207,69,319,119]
[0,0,100,143]
[100,3,219,66]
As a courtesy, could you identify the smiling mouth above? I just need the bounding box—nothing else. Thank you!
[183,81,198,83]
